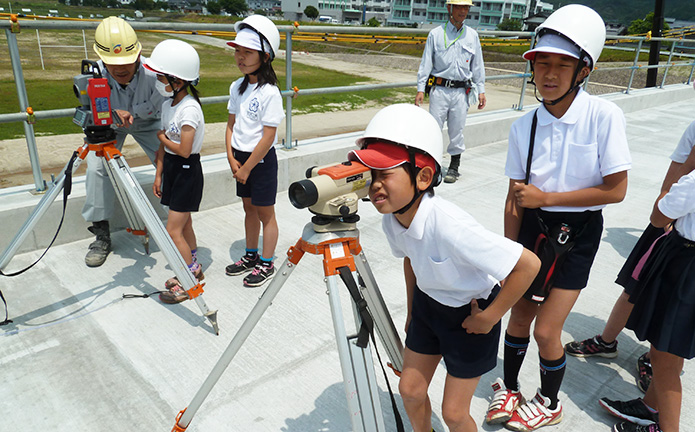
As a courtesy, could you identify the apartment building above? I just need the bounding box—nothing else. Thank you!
[282,0,391,24]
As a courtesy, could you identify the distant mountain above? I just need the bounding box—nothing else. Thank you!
[552,0,695,25]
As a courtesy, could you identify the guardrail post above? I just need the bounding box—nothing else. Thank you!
[284,29,293,150]
[515,33,534,111]
[660,39,677,89]
[625,39,644,94]
[5,28,46,192]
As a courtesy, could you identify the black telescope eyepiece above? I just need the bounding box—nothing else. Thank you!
[289,179,319,209]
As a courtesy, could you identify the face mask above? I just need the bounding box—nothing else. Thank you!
[156,80,174,97]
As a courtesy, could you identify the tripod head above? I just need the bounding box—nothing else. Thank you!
[72,59,117,144]
[289,161,372,233]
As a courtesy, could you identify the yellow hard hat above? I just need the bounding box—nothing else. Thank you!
[446,0,473,5]
[93,17,141,65]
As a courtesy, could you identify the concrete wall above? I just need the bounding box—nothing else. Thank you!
[1,84,693,259]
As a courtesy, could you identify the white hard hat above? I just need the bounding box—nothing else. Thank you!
[228,15,280,60]
[525,4,606,68]
[355,104,443,171]
[446,0,473,5]
[144,39,200,83]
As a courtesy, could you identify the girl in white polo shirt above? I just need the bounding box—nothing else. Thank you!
[349,104,540,432]
[486,5,632,431]
[144,40,206,305]
[224,15,284,288]
[607,168,695,432]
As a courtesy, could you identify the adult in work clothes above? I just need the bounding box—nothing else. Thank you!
[415,0,486,184]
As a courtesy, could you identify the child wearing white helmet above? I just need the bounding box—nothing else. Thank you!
[350,104,540,432]
[224,15,284,287]
[486,5,632,431]
[143,39,206,304]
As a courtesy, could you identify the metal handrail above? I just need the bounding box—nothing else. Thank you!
[1,18,695,191]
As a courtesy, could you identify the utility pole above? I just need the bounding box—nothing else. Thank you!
[646,0,665,87]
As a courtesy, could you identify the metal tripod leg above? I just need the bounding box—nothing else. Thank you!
[102,152,218,334]
[0,144,88,271]
[102,153,149,253]
[354,251,404,373]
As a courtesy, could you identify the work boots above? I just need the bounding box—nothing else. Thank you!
[443,154,461,183]
[85,220,111,267]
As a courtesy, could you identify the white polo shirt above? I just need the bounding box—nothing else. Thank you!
[505,89,632,212]
[382,193,523,307]
[670,120,695,163]
[160,94,205,155]
[658,171,695,241]
[227,79,284,152]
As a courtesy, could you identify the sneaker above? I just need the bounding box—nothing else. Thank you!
[565,335,618,358]
[443,168,460,183]
[225,255,259,276]
[85,221,111,267]
[613,421,662,432]
[636,353,652,393]
[243,263,275,287]
[599,397,658,426]
[486,378,524,424]
[159,282,188,304]
[505,390,562,431]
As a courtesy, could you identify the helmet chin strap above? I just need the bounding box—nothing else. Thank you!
[394,152,424,215]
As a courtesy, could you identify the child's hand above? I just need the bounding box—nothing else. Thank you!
[234,165,250,184]
[512,183,546,209]
[461,299,496,334]
[227,154,241,174]
[153,176,162,198]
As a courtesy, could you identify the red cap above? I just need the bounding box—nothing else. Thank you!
[348,141,436,173]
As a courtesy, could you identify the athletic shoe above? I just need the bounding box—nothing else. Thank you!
[85,221,111,267]
[565,335,618,358]
[636,352,652,393]
[243,263,275,287]
[613,421,663,432]
[225,255,259,276]
[443,168,460,184]
[486,378,524,424]
[599,397,658,426]
[505,390,562,431]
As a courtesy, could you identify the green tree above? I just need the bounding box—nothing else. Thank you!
[497,18,522,31]
[254,8,267,15]
[367,17,380,27]
[220,0,249,16]
[207,1,222,14]
[303,5,319,20]
[627,12,670,35]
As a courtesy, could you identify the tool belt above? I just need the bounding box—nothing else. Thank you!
[425,75,472,94]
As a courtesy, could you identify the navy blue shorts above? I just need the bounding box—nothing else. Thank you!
[517,208,603,290]
[234,147,278,207]
[405,285,501,379]
[161,152,203,212]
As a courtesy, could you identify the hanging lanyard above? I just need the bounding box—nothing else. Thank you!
[443,22,464,49]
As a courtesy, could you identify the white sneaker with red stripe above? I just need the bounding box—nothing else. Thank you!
[505,389,562,431]
[486,378,525,424]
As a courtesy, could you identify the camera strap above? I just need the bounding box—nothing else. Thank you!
[0,151,79,325]
[338,266,405,432]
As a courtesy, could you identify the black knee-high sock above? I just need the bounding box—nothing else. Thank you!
[539,354,566,410]
[504,332,530,391]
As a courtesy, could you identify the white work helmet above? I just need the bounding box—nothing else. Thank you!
[228,15,280,60]
[144,39,200,83]
[355,104,443,172]
[93,16,142,65]
[446,0,473,5]
[525,4,606,68]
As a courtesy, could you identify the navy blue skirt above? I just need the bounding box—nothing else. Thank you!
[626,229,695,359]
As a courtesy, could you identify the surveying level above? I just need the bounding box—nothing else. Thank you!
[171,219,404,432]
[0,60,219,334]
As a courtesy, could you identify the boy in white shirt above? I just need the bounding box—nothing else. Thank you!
[349,104,540,432]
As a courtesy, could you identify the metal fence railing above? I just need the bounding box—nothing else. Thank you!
[1,18,694,192]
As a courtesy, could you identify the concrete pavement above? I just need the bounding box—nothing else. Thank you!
[1,84,695,432]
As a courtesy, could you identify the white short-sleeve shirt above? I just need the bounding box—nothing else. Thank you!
[658,171,695,241]
[227,79,284,152]
[382,193,523,307]
[670,120,695,163]
[160,94,205,155]
[505,89,632,212]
